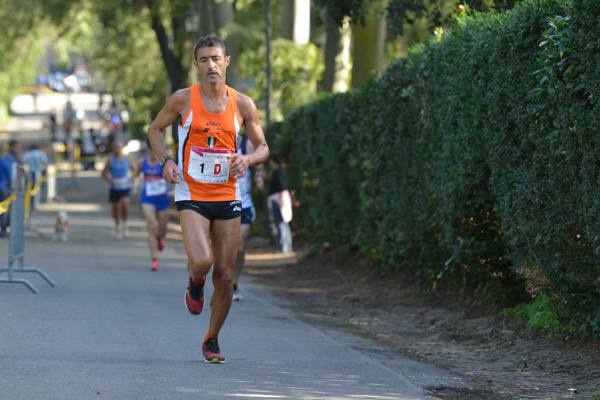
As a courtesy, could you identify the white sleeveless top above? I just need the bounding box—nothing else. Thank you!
[236,137,254,209]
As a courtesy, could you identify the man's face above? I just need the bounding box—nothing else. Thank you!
[10,143,21,154]
[194,46,229,84]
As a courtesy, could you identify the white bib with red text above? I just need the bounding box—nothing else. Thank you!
[187,146,231,184]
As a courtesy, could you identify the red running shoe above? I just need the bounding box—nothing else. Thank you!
[157,237,164,252]
[203,337,226,363]
[185,277,205,315]
[150,259,159,271]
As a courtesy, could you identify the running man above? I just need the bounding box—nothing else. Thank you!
[102,141,135,239]
[232,134,265,301]
[133,146,172,271]
[147,35,269,363]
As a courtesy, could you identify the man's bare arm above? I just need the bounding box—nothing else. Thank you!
[148,88,189,184]
[101,158,112,183]
[228,92,269,176]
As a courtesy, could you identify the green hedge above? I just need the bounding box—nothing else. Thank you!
[272,92,362,246]
[269,0,600,337]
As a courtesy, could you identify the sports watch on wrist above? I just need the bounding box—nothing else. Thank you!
[159,156,172,167]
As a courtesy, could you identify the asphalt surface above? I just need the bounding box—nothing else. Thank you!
[0,111,476,399]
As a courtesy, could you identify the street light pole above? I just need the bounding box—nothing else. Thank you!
[265,0,272,127]
[261,0,274,240]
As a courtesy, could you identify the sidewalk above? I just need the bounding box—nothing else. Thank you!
[0,170,466,400]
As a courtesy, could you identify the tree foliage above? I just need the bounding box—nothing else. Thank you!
[240,38,323,121]
[89,6,168,123]
[0,0,80,105]
[314,0,374,26]
[0,0,322,130]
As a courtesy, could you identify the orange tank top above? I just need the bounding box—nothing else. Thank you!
[175,84,241,202]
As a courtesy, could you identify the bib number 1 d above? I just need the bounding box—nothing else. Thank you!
[187,146,231,183]
[197,163,222,175]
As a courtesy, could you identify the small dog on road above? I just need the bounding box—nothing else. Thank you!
[54,211,69,242]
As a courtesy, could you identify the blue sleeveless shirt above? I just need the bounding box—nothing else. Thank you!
[140,156,170,211]
[110,154,131,191]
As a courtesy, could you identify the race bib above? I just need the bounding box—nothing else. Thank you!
[145,176,168,196]
[187,146,231,184]
[113,176,130,190]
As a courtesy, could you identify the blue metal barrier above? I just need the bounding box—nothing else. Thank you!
[0,164,56,293]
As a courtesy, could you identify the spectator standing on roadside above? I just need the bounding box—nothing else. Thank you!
[7,140,23,166]
[0,144,11,238]
[48,108,57,141]
[79,129,97,170]
[2,141,23,237]
[23,144,49,180]
[23,144,49,208]
[267,152,293,253]
[62,99,74,160]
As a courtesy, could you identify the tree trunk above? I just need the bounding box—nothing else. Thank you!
[322,16,351,93]
[145,0,187,152]
[148,12,184,92]
[213,0,241,91]
[197,0,215,37]
[351,15,386,88]
[282,0,310,44]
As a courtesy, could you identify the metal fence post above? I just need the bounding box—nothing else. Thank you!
[0,164,56,293]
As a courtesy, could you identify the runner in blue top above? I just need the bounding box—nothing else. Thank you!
[102,141,135,239]
[133,146,172,271]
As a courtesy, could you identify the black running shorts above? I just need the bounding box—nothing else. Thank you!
[176,200,242,221]
[109,189,130,203]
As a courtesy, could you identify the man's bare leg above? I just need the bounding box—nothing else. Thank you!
[208,217,241,336]
[179,210,213,279]
[141,204,159,266]
[112,201,122,238]
[120,196,130,236]
[157,209,169,239]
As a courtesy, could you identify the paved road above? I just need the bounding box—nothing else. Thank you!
[0,114,476,399]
